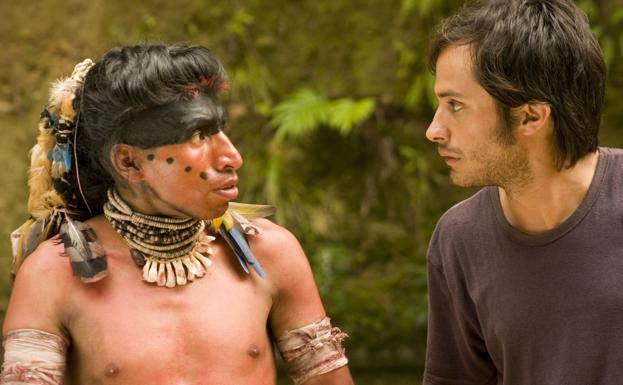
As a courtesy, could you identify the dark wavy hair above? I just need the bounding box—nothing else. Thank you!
[73,44,229,218]
[428,0,606,169]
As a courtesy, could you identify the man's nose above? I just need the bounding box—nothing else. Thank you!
[214,132,243,171]
[425,109,448,144]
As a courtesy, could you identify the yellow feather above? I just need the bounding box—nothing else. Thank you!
[212,211,235,232]
[212,216,223,231]
[228,202,276,219]
[223,211,234,230]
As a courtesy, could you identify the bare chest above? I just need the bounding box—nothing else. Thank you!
[63,252,275,385]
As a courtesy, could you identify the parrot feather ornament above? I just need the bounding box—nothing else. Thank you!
[211,205,272,278]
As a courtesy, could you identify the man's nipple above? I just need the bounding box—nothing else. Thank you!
[247,344,261,358]
[104,363,120,378]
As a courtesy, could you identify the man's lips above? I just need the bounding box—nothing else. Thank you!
[215,177,238,190]
[438,151,461,166]
[213,178,239,199]
[443,157,459,167]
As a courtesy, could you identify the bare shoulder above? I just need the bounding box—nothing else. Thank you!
[16,237,73,281]
[248,218,309,273]
[249,218,301,247]
[3,237,74,335]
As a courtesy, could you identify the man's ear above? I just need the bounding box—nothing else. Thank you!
[109,144,145,182]
[514,102,551,137]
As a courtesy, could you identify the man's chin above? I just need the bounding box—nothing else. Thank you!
[450,173,481,188]
[450,172,468,187]
[199,203,230,221]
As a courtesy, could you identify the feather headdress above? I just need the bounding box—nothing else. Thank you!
[10,58,108,283]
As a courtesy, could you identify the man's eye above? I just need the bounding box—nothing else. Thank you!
[189,130,207,144]
[448,101,462,112]
[189,126,221,144]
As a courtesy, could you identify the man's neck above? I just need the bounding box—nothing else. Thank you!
[498,150,600,234]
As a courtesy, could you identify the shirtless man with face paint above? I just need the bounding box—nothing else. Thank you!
[1,45,353,385]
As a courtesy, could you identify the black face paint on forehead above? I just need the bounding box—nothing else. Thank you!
[120,94,227,149]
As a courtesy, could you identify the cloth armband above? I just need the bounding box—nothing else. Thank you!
[0,329,68,385]
[276,317,348,384]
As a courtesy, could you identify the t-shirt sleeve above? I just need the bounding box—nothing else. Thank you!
[423,230,497,385]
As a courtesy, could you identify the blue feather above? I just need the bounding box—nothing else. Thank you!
[219,226,265,278]
[61,145,72,171]
[220,227,250,273]
[49,114,59,128]
[49,145,72,171]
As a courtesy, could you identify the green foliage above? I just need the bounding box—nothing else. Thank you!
[270,89,331,140]
[270,89,376,140]
[327,98,376,135]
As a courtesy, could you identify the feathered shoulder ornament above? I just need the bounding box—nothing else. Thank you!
[212,202,276,278]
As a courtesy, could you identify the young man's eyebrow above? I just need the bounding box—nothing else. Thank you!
[437,90,465,98]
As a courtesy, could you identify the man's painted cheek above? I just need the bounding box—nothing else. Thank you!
[146,151,211,182]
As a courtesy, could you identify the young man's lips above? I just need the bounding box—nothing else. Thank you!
[443,156,460,166]
[213,185,239,199]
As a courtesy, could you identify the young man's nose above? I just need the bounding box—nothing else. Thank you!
[425,110,449,144]
[214,132,243,171]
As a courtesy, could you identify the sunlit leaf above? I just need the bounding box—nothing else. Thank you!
[270,89,330,140]
[327,97,376,134]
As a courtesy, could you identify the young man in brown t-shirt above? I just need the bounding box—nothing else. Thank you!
[424,1,621,384]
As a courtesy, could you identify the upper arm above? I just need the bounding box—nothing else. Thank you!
[250,219,353,385]
[424,238,496,385]
[249,219,326,334]
[3,238,72,340]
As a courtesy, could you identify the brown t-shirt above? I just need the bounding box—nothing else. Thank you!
[424,147,623,385]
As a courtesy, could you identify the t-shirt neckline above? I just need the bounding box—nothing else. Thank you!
[489,147,609,247]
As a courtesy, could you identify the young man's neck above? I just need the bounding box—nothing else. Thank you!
[498,150,600,234]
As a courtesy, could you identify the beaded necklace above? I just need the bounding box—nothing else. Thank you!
[103,189,213,288]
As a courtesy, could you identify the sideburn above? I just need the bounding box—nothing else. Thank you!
[495,103,519,146]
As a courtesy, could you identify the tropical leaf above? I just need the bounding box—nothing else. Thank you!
[270,89,330,140]
[327,97,376,134]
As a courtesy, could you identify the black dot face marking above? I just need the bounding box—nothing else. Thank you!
[185,166,192,172]
[146,154,155,161]
[199,171,208,180]
[166,157,174,164]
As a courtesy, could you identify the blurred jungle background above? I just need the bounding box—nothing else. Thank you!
[1,0,623,383]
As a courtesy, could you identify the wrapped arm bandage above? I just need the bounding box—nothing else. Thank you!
[0,329,68,385]
[276,317,348,384]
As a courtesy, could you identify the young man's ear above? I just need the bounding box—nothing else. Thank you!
[514,102,552,137]
[109,144,145,182]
